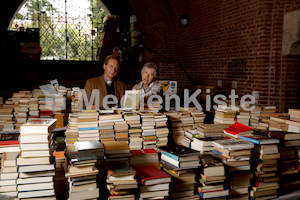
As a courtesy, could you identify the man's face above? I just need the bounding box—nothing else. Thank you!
[103,59,119,81]
[142,67,155,86]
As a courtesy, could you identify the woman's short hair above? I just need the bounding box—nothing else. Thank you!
[141,62,158,78]
[104,54,119,65]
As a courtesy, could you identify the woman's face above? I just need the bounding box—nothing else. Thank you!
[142,67,155,86]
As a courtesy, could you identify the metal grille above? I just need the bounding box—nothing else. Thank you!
[9,0,107,61]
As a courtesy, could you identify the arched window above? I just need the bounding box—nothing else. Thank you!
[8,0,109,61]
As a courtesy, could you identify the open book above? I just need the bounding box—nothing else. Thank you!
[123,90,141,109]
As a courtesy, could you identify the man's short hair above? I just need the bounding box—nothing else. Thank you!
[104,55,119,65]
[141,62,158,78]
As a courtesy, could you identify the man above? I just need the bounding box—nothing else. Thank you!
[84,55,127,109]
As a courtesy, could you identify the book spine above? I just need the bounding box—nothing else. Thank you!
[78,127,99,131]
[160,150,179,161]
[238,136,260,145]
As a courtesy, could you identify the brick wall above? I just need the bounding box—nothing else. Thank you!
[129,0,300,112]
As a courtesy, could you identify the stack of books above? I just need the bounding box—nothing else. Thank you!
[239,134,280,200]
[160,145,200,199]
[104,162,138,200]
[212,138,254,199]
[39,95,54,119]
[198,156,228,199]
[99,114,124,142]
[256,106,276,130]
[17,96,30,124]
[164,111,184,145]
[28,96,39,120]
[268,114,289,131]
[0,152,19,198]
[114,119,129,142]
[64,150,99,200]
[103,141,131,162]
[77,110,99,141]
[250,106,262,128]
[134,164,171,199]
[286,109,300,133]
[17,119,57,199]
[0,106,13,131]
[191,110,205,126]
[140,112,157,149]
[236,107,251,126]
[154,113,169,147]
[214,105,237,125]
[124,112,142,150]
[196,124,228,137]
[65,113,79,151]
[180,110,195,131]
[70,87,82,112]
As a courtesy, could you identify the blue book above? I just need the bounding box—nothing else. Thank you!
[160,150,179,161]
[78,127,99,131]
[239,135,280,145]
[199,188,229,199]
[211,150,223,156]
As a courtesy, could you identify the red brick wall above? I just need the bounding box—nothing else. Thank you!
[129,0,300,112]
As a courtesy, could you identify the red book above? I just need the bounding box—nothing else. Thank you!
[0,140,19,146]
[223,121,253,138]
[131,149,157,155]
[133,165,171,186]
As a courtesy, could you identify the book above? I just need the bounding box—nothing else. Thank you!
[19,135,49,144]
[238,135,280,145]
[18,189,55,199]
[124,90,141,109]
[19,119,57,134]
[253,129,300,140]
[2,152,19,167]
[103,141,130,154]
[212,139,254,151]
[65,150,97,165]
[133,165,171,186]
[159,145,200,157]
[161,154,200,168]
[103,162,136,177]
[223,121,253,138]
[18,164,55,173]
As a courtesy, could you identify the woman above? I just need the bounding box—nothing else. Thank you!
[132,62,162,104]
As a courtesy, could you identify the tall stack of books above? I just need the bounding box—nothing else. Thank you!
[165,111,184,145]
[130,149,159,167]
[257,128,300,195]
[99,114,124,142]
[77,111,99,141]
[140,112,157,149]
[154,113,169,148]
[239,134,280,200]
[103,141,131,163]
[134,164,171,199]
[160,145,200,199]
[180,110,195,131]
[28,96,39,120]
[212,139,254,199]
[104,162,138,200]
[214,105,237,125]
[123,112,143,150]
[65,113,79,151]
[0,152,19,198]
[64,150,99,200]
[198,156,228,199]
[17,119,57,199]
